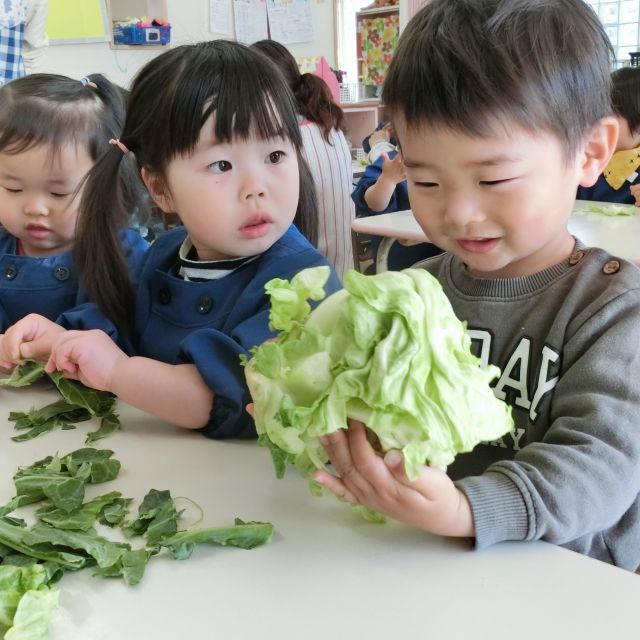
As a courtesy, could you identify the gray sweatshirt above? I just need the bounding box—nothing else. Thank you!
[418,241,640,571]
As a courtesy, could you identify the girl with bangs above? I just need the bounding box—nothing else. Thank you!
[0,73,148,334]
[0,40,341,439]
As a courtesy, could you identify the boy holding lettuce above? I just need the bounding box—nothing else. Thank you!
[315,0,640,571]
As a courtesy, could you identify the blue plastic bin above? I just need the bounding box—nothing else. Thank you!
[113,25,171,45]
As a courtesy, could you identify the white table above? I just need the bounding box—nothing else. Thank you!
[352,200,640,272]
[2,385,640,639]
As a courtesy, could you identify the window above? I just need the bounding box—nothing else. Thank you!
[335,0,373,91]
[585,0,640,65]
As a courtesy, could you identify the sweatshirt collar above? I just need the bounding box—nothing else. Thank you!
[446,238,586,298]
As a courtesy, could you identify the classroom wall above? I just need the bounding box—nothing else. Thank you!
[39,0,335,87]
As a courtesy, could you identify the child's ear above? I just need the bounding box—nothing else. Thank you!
[577,116,619,188]
[141,168,174,213]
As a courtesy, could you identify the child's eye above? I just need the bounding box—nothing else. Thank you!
[479,178,513,186]
[208,160,232,174]
[4,187,22,194]
[266,151,286,164]
[50,192,70,198]
[414,181,438,188]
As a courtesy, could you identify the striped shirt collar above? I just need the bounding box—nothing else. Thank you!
[177,237,257,281]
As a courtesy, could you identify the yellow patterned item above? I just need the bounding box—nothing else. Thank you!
[603,146,640,190]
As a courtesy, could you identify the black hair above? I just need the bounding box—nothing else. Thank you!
[0,72,125,161]
[75,39,318,331]
[611,66,640,134]
[251,39,345,142]
[382,0,614,157]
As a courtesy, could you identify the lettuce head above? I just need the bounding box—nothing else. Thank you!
[244,266,513,482]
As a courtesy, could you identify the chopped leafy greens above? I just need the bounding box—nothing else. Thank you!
[161,519,274,560]
[0,444,274,638]
[8,447,121,512]
[36,492,126,532]
[1,359,275,636]
[92,548,153,585]
[0,361,46,388]
[122,489,183,545]
[1,362,120,444]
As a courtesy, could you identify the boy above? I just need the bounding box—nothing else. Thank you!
[577,66,640,204]
[314,0,640,572]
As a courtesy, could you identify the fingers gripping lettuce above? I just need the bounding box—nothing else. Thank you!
[244,266,514,482]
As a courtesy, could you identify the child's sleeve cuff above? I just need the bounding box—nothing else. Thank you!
[456,470,533,549]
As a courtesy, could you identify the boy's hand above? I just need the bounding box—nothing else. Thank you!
[314,420,475,537]
[46,329,127,393]
[0,314,65,365]
[630,183,640,206]
[380,151,406,185]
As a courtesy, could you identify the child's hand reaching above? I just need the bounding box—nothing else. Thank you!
[314,419,475,538]
[45,329,127,392]
[380,150,406,185]
[363,151,407,213]
[0,314,66,368]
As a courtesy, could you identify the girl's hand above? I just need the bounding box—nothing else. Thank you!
[46,329,127,393]
[630,183,640,206]
[0,334,12,373]
[0,314,65,365]
[314,420,475,537]
[380,151,406,185]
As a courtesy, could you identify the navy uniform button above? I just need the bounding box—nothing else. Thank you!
[5,265,17,280]
[602,260,620,275]
[196,294,213,314]
[53,266,70,281]
[158,287,172,305]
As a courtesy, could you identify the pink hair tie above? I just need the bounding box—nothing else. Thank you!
[109,138,129,154]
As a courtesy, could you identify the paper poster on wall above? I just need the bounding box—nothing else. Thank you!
[267,0,314,44]
[232,0,268,43]
[210,0,233,35]
[47,0,108,43]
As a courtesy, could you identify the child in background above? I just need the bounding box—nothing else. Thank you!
[0,73,148,334]
[354,122,407,215]
[352,122,442,270]
[363,121,395,164]
[251,39,355,278]
[315,0,640,572]
[0,40,341,438]
[577,66,640,205]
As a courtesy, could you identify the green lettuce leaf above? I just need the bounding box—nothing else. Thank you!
[4,586,59,640]
[0,362,46,388]
[1,361,120,444]
[160,519,274,560]
[245,266,514,482]
[574,202,637,216]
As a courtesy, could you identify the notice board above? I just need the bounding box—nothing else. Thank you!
[46,0,109,43]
